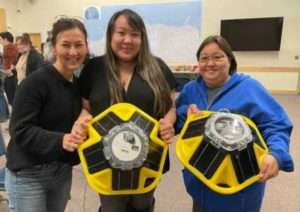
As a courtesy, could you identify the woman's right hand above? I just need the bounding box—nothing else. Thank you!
[71,114,92,140]
[63,113,92,152]
[63,133,83,152]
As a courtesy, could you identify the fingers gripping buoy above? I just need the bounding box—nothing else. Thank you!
[78,103,168,195]
[176,111,268,194]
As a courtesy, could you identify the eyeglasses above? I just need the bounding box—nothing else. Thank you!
[199,54,226,64]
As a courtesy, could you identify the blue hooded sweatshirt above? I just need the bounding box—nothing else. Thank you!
[176,72,294,212]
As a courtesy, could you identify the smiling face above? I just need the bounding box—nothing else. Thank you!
[16,39,30,54]
[111,15,141,64]
[198,42,231,87]
[53,28,88,73]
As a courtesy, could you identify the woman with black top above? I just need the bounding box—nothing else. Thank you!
[5,18,91,212]
[78,9,177,212]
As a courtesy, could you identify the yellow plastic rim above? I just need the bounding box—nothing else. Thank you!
[78,103,168,195]
[176,111,268,194]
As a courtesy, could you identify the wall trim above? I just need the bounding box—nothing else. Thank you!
[270,90,298,95]
[169,65,300,73]
[239,66,300,73]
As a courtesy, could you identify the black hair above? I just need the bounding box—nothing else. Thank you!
[196,35,237,75]
[51,17,87,46]
[0,31,14,43]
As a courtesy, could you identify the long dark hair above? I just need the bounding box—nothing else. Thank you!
[105,9,172,118]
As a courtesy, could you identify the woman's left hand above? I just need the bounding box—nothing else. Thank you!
[259,154,279,182]
[159,118,175,144]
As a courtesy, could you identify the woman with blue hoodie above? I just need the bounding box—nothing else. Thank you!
[175,35,294,212]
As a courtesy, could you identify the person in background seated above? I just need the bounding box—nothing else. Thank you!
[175,35,294,212]
[5,18,91,212]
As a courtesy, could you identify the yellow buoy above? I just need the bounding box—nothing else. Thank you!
[176,111,268,194]
[78,103,168,195]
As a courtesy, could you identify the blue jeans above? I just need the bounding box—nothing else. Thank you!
[0,131,5,189]
[0,131,5,156]
[0,168,4,190]
[5,162,72,212]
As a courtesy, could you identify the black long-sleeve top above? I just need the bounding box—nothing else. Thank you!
[6,64,82,171]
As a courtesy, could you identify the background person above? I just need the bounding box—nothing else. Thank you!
[14,33,44,85]
[0,32,18,74]
[0,31,18,192]
[175,35,294,212]
[0,31,18,106]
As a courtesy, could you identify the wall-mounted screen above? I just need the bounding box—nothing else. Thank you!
[220,17,284,51]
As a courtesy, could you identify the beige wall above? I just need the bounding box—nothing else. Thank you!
[1,0,300,92]
[0,8,7,31]
[201,0,300,93]
[3,0,299,62]
[0,0,17,32]
[202,0,300,67]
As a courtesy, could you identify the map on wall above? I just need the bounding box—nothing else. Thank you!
[84,0,202,64]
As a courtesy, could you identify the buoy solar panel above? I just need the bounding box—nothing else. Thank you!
[78,103,168,195]
[176,111,268,194]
